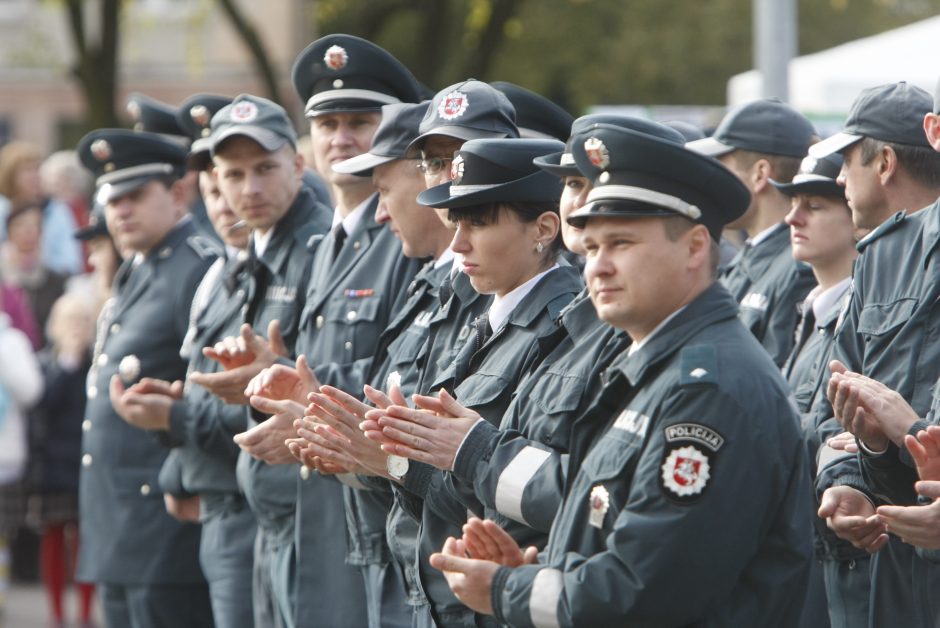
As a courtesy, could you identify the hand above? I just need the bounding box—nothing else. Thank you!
[369,389,481,471]
[194,321,287,404]
[235,397,305,464]
[164,494,200,523]
[905,426,940,482]
[826,431,859,454]
[298,386,390,477]
[129,377,184,400]
[285,438,350,475]
[359,383,409,446]
[429,536,500,615]
[109,375,173,431]
[877,481,940,549]
[818,485,887,553]
[461,517,538,567]
[827,361,890,451]
[245,355,321,405]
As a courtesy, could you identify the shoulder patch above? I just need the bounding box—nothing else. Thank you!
[857,210,906,252]
[660,422,724,503]
[306,233,326,252]
[679,345,718,387]
[186,235,221,260]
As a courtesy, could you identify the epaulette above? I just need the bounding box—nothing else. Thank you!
[295,222,323,249]
[856,210,906,252]
[186,234,222,260]
[678,345,718,387]
[546,292,575,322]
[306,233,326,253]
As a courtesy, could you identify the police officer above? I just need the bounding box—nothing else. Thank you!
[772,153,865,628]
[490,81,573,141]
[688,98,817,366]
[811,81,940,628]
[426,117,813,627]
[76,129,215,627]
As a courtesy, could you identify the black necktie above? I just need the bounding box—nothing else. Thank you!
[331,223,347,263]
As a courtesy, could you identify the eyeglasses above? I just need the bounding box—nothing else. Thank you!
[416,156,454,176]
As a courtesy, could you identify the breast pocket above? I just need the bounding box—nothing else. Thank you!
[527,371,587,447]
[856,298,917,359]
[324,295,384,359]
[454,371,510,419]
[578,424,646,531]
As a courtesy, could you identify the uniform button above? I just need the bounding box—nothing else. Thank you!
[353,241,361,250]
[139,484,151,496]
[110,323,121,334]
[82,454,93,467]
[346,310,357,321]
[97,353,109,366]
[87,386,98,399]
[158,246,172,258]
[82,420,92,432]
[236,289,245,298]
[344,341,352,351]
[316,315,325,329]
[299,465,310,480]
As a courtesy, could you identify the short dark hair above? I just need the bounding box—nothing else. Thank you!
[447,201,563,263]
[859,137,940,189]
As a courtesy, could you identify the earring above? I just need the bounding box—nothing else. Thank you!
[536,241,544,253]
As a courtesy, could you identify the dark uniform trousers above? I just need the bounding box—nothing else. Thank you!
[448,291,632,547]
[782,284,869,628]
[157,252,259,628]
[233,189,331,628]
[294,195,420,628]
[815,203,940,628]
[492,283,813,627]
[400,265,582,627]
[720,222,816,367]
[77,219,216,628]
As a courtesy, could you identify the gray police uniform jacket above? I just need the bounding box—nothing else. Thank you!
[77,219,216,585]
[293,194,419,627]
[491,282,812,627]
[236,189,330,544]
[814,203,940,628]
[720,222,816,366]
[401,265,583,625]
[448,291,631,547]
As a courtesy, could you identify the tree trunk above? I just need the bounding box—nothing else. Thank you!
[215,0,282,104]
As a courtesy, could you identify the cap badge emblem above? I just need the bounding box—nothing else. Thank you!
[588,485,610,528]
[584,137,610,169]
[438,90,469,121]
[451,154,465,183]
[90,139,112,162]
[190,104,211,127]
[231,101,259,123]
[324,45,348,70]
[126,101,142,121]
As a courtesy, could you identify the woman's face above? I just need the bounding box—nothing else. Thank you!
[13,159,43,204]
[6,207,42,255]
[449,205,553,297]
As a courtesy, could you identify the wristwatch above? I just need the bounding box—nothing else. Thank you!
[386,454,409,481]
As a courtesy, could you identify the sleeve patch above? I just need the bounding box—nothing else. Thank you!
[660,422,724,503]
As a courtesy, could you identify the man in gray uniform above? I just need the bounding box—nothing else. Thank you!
[76,129,215,627]
[688,98,817,366]
[427,118,812,627]
[811,81,940,628]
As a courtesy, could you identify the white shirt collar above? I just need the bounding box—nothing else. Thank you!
[253,226,275,258]
[747,223,783,248]
[488,264,558,332]
[331,196,371,236]
[810,277,852,322]
[628,305,687,356]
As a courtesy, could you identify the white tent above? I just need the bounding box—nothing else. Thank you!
[728,15,940,116]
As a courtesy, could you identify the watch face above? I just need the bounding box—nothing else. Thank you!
[387,454,409,479]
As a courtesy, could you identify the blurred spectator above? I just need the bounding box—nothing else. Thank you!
[27,293,96,627]
[0,306,42,616]
[2,204,68,346]
[0,141,83,276]
[0,280,40,349]
[40,151,93,273]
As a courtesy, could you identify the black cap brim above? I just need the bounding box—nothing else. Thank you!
[417,170,557,209]
[406,127,509,157]
[332,151,397,176]
[211,126,290,155]
[74,222,109,241]
[95,175,161,205]
[770,177,845,198]
[533,151,580,177]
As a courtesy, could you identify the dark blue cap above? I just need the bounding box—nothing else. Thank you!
[407,80,519,156]
[771,153,845,199]
[568,118,750,241]
[535,113,658,177]
[126,92,186,137]
[663,120,706,142]
[417,138,564,208]
[176,93,233,169]
[810,82,933,158]
[78,129,187,204]
[333,101,428,176]
[292,34,423,118]
[209,94,298,156]
[687,98,816,159]
[74,202,109,240]
[491,82,573,142]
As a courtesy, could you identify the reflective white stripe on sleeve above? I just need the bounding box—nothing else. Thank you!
[495,446,552,525]
[529,567,563,628]
[816,444,853,478]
